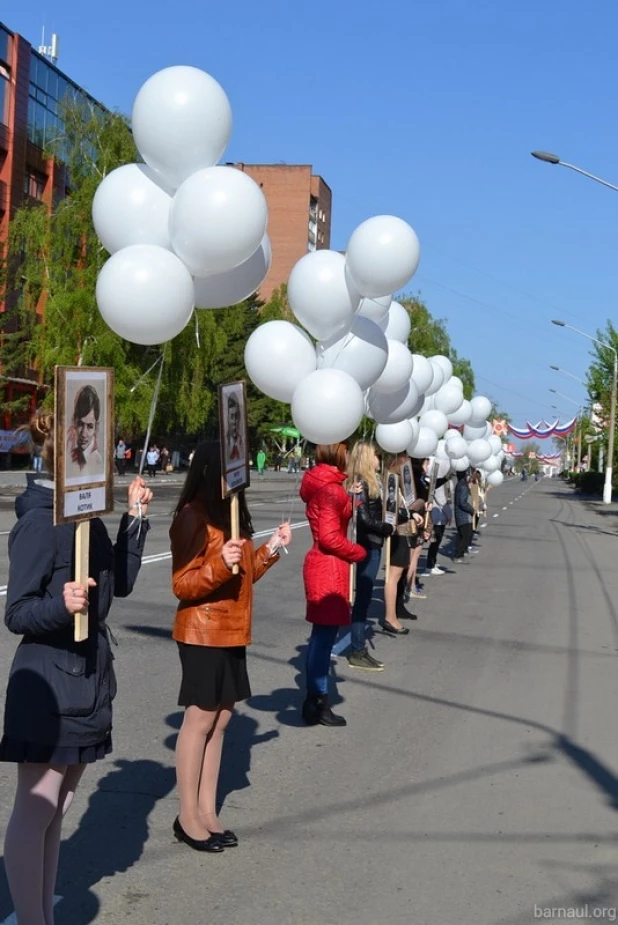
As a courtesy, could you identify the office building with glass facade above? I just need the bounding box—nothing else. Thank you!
[0,20,102,430]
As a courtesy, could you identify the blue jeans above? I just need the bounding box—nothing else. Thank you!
[350,547,381,652]
[33,456,42,473]
[306,624,339,695]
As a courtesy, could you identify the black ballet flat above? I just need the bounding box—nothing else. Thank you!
[209,830,238,848]
[173,817,224,852]
[380,621,410,636]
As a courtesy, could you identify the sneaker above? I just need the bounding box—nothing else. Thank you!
[347,649,384,671]
[418,569,432,578]
[409,589,427,600]
[452,557,469,564]
[430,566,445,575]
[365,650,385,669]
[467,549,479,556]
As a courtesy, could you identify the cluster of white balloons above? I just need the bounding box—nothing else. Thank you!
[245,215,421,443]
[93,66,271,346]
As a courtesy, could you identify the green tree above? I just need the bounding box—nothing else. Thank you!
[586,319,617,468]
[516,441,542,474]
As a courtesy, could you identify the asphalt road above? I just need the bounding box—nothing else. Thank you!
[1,473,618,925]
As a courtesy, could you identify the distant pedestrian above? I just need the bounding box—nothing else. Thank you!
[453,470,475,563]
[160,446,170,474]
[115,438,127,476]
[256,449,266,477]
[146,446,158,478]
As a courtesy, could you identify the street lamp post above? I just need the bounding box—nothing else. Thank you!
[531,151,618,194]
[552,320,617,503]
[550,388,583,470]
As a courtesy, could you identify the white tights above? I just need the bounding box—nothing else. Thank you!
[4,763,85,925]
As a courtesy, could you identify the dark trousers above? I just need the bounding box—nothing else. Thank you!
[454,522,473,558]
[147,464,157,478]
[350,547,381,651]
[426,525,445,569]
[116,458,126,476]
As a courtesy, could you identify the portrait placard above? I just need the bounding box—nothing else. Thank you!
[54,367,114,525]
[383,471,399,527]
[218,380,250,498]
[400,460,416,508]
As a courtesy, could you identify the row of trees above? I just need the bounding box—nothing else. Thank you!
[0,100,477,446]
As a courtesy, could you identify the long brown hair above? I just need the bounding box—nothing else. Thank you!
[29,411,54,473]
[315,443,348,472]
[172,441,253,538]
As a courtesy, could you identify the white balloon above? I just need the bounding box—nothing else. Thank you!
[469,395,492,424]
[484,422,493,439]
[482,455,501,473]
[379,301,411,343]
[434,383,464,416]
[346,215,421,298]
[292,370,364,444]
[435,439,449,458]
[446,435,468,459]
[449,376,464,392]
[92,164,173,254]
[132,66,232,189]
[463,423,487,441]
[372,340,414,394]
[448,400,473,426]
[430,355,453,382]
[367,378,421,424]
[170,166,268,277]
[195,236,271,309]
[96,245,194,345]
[419,409,449,438]
[487,470,504,487]
[288,250,360,342]
[356,293,392,324]
[410,426,438,459]
[406,418,421,454]
[445,428,462,442]
[430,456,451,477]
[418,394,436,416]
[425,360,445,397]
[317,315,387,391]
[467,438,492,465]
[488,435,503,455]
[454,455,471,472]
[375,420,414,454]
[410,354,434,394]
[244,320,316,403]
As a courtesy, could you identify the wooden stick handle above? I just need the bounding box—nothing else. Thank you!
[230,493,240,576]
[74,520,90,643]
[384,535,391,586]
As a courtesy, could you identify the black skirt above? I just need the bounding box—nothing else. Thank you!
[177,643,251,709]
[390,533,414,567]
[0,735,112,765]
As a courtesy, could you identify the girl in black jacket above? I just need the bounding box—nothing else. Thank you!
[346,442,393,670]
[0,412,152,924]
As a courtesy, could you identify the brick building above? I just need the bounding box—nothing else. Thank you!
[232,163,332,301]
[0,20,100,433]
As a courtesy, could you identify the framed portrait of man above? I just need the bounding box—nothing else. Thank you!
[400,459,416,508]
[219,381,250,497]
[383,471,399,527]
[54,367,114,525]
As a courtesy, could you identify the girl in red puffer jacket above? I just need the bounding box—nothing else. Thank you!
[299,443,366,727]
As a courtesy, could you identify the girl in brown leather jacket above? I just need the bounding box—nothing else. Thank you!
[169,441,291,852]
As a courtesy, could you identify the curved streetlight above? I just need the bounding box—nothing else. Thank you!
[552,320,617,502]
[531,152,618,193]
[549,364,585,385]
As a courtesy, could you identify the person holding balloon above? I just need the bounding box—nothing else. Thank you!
[300,443,366,726]
[345,441,394,671]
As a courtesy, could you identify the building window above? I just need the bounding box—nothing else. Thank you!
[24,169,46,200]
[0,23,11,127]
[27,52,85,153]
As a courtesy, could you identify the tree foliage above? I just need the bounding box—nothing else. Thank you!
[586,319,618,465]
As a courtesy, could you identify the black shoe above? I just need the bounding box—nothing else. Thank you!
[301,694,321,726]
[347,649,384,671]
[380,621,410,636]
[173,817,225,852]
[396,601,418,622]
[315,695,347,727]
[209,829,238,848]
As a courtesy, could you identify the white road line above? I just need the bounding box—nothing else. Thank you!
[502,506,507,510]
[0,521,311,592]
[493,513,499,518]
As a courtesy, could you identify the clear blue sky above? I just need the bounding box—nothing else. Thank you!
[8,0,618,425]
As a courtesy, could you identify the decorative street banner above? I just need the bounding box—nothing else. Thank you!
[0,430,30,454]
[507,417,577,440]
[491,418,508,437]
